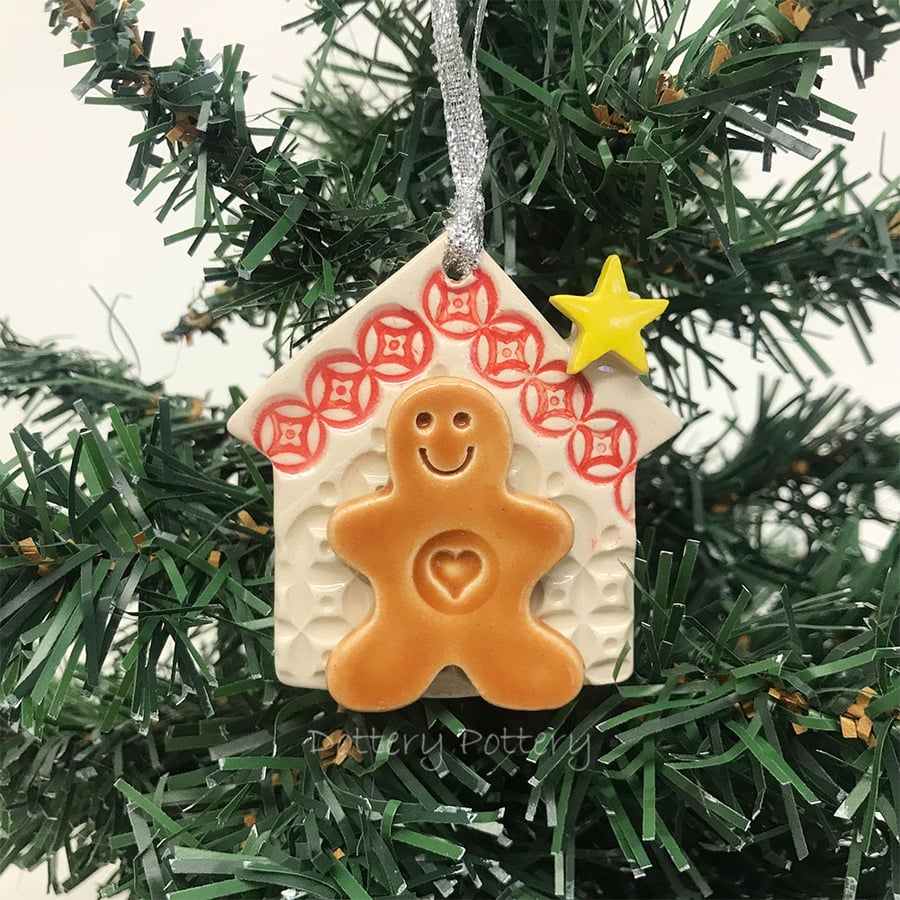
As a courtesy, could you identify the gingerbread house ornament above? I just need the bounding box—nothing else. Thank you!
[227,235,680,710]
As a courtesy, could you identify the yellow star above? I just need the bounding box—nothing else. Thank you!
[549,255,668,375]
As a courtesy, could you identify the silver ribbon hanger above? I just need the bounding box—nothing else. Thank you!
[432,0,489,280]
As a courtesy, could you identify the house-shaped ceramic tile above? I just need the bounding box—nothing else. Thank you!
[228,236,680,696]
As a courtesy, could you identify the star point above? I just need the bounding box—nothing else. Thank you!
[549,255,667,375]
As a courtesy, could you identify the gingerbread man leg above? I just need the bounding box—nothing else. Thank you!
[458,620,584,710]
[325,616,444,711]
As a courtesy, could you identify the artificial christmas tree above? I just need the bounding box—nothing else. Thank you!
[1,1,899,898]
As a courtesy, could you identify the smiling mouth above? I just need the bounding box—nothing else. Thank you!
[419,446,474,476]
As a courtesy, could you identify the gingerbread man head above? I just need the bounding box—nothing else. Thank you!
[385,376,511,494]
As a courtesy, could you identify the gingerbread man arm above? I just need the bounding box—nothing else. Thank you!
[501,493,574,569]
[327,491,396,576]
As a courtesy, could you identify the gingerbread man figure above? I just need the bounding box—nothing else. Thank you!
[325,376,585,711]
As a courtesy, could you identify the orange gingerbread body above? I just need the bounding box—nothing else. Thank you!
[326,376,585,711]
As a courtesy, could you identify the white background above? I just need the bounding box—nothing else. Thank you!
[0,2,896,897]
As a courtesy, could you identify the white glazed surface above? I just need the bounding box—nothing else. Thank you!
[228,236,681,695]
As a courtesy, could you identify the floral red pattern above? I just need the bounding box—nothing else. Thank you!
[471,314,545,386]
[306,352,379,428]
[614,465,637,522]
[424,267,640,517]
[357,307,434,382]
[565,411,637,484]
[252,400,326,475]
[423,268,497,337]
[251,307,434,474]
[519,361,593,436]
[252,268,639,514]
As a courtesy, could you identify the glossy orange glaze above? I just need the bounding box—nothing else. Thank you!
[326,376,584,711]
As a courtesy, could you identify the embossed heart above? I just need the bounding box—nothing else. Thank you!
[429,550,482,599]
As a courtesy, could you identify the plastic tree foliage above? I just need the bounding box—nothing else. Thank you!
[1,1,899,898]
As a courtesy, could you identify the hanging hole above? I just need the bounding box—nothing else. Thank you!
[443,260,469,282]
[442,245,472,282]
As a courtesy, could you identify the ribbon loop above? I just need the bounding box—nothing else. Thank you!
[432,0,489,280]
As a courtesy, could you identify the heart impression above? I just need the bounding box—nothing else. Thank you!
[413,530,495,612]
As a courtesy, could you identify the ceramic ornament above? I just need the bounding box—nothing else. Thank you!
[227,235,681,711]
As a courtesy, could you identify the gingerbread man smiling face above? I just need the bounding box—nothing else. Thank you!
[326,376,584,711]
[392,377,504,485]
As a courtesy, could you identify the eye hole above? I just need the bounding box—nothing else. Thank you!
[453,411,471,429]
[416,411,433,430]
